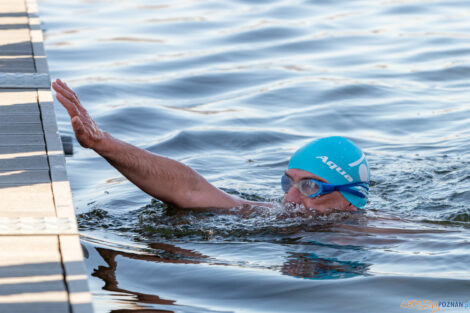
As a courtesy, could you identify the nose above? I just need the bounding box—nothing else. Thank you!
[283,185,303,205]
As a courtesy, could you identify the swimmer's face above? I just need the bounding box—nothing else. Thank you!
[282,168,357,214]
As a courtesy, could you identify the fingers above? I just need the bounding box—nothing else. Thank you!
[52,79,87,115]
[56,92,80,118]
[52,79,77,104]
[55,79,79,102]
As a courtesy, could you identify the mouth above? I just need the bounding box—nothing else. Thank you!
[283,202,314,213]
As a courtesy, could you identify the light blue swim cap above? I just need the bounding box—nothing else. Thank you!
[288,136,370,209]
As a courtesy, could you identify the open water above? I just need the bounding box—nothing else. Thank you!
[38,0,470,312]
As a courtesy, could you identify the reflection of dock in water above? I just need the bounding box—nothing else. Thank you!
[0,0,93,311]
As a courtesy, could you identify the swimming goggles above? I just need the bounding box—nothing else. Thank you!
[281,174,369,199]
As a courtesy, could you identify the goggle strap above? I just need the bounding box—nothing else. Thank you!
[338,187,367,198]
[332,182,369,198]
[335,181,369,190]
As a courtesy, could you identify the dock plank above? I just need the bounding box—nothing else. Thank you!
[0,90,39,114]
[0,0,35,73]
[0,30,34,71]
[0,154,49,169]
[0,142,48,171]
[0,123,44,134]
[0,0,28,12]
[0,55,35,72]
[0,183,56,216]
[0,101,39,113]
[0,143,45,152]
[0,113,40,123]
[0,236,70,313]
[0,169,50,184]
[0,134,45,145]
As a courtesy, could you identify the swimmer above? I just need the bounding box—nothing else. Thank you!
[52,78,370,214]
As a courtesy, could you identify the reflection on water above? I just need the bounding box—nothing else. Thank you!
[87,238,370,312]
[282,252,369,279]
[92,238,369,284]
[39,0,470,312]
[93,246,178,311]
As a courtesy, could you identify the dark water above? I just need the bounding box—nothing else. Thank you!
[39,0,470,312]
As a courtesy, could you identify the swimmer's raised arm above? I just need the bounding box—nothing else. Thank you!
[51,79,247,209]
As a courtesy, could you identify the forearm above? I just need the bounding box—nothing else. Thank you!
[51,79,244,209]
[93,132,242,209]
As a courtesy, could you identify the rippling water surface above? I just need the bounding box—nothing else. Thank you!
[39,0,470,312]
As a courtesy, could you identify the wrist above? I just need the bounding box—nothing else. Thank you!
[93,131,115,157]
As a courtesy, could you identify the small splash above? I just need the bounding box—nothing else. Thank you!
[77,196,366,241]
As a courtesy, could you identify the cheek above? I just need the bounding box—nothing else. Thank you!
[301,192,344,209]
[302,197,323,209]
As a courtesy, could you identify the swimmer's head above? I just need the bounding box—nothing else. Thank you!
[284,136,370,211]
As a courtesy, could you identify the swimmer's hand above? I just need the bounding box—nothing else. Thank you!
[52,79,107,150]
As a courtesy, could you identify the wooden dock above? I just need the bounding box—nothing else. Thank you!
[0,0,94,312]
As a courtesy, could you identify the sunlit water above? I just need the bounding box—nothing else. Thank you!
[38,0,470,312]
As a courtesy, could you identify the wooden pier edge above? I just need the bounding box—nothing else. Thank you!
[25,0,95,312]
